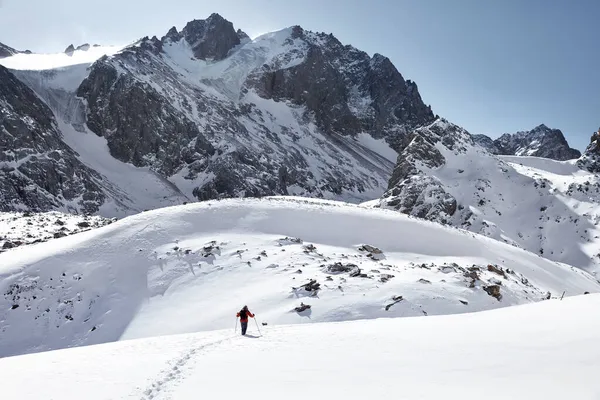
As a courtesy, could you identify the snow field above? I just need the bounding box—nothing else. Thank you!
[1,197,597,357]
[1,294,598,400]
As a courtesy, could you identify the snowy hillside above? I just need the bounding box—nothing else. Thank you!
[1,294,599,400]
[377,119,600,274]
[0,197,597,357]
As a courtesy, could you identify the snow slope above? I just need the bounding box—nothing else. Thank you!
[1,294,599,400]
[378,120,600,274]
[0,197,597,357]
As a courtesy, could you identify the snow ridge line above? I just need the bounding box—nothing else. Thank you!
[139,335,236,399]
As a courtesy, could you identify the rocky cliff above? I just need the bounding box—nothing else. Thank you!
[473,124,581,161]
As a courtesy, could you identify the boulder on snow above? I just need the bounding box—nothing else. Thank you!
[295,302,311,313]
[358,244,385,260]
[358,244,383,254]
[293,279,321,292]
[303,244,317,253]
[483,285,502,301]
[278,237,303,245]
[325,262,359,275]
[385,295,404,311]
[487,264,506,278]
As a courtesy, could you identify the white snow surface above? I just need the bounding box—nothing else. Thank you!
[0,197,597,358]
[1,294,599,400]
[0,45,123,70]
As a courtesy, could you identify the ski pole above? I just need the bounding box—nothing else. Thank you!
[235,318,238,333]
[253,317,262,336]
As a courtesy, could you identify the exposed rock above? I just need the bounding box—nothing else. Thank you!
[378,119,465,223]
[483,285,502,301]
[64,44,76,55]
[0,65,106,213]
[385,295,403,311]
[76,43,91,52]
[325,262,359,275]
[487,264,506,278]
[177,13,243,60]
[294,302,311,313]
[293,279,320,292]
[577,128,600,173]
[474,124,581,161]
[0,42,19,58]
[358,244,383,254]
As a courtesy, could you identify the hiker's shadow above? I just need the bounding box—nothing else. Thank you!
[244,334,260,339]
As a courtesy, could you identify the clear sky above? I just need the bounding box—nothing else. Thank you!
[0,0,597,150]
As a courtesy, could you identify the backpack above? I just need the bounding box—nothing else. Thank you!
[239,309,247,320]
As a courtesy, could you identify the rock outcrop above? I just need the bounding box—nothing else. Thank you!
[474,124,581,161]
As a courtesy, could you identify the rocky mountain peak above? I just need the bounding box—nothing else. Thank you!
[0,42,19,58]
[179,13,245,60]
[64,44,76,55]
[577,128,600,172]
[236,29,249,42]
[473,124,581,161]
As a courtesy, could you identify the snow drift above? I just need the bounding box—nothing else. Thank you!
[0,197,597,357]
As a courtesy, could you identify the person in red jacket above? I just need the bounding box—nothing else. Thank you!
[236,305,255,336]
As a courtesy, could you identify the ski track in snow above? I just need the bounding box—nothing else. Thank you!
[139,335,237,400]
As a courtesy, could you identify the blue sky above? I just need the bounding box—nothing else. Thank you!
[0,0,597,150]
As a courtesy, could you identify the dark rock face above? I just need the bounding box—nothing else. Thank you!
[0,66,105,213]
[177,13,243,60]
[0,42,19,58]
[474,124,581,161]
[577,129,600,172]
[77,61,215,176]
[379,119,469,223]
[76,44,91,52]
[64,44,76,55]
[245,27,434,149]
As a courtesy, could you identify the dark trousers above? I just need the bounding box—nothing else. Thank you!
[241,321,248,335]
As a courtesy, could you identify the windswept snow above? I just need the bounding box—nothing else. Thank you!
[0,198,597,357]
[0,45,123,70]
[1,294,599,400]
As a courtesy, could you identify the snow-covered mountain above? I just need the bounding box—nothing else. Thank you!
[376,119,600,274]
[0,197,597,357]
[473,124,581,161]
[1,293,598,400]
[0,13,433,217]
